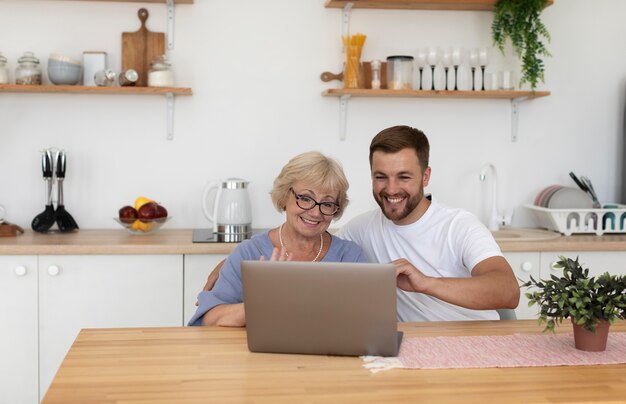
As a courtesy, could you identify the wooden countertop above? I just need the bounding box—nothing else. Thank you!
[42,320,626,403]
[1,229,626,255]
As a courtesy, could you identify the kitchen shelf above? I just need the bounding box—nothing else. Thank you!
[0,84,192,96]
[322,89,550,99]
[66,0,193,4]
[1,85,191,141]
[324,0,552,11]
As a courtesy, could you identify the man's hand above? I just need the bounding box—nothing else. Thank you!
[195,259,226,306]
[392,258,430,293]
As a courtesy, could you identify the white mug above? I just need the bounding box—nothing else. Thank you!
[0,205,6,223]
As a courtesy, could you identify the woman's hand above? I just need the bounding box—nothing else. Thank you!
[260,246,292,262]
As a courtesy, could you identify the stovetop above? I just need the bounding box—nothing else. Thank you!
[192,228,267,243]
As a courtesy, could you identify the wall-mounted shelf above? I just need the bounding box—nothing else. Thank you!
[323,89,550,141]
[323,89,550,99]
[0,84,191,96]
[324,0,551,11]
[1,85,192,141]
[66,0,193,4]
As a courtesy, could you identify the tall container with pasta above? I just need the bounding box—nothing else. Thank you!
[342,33,366,89]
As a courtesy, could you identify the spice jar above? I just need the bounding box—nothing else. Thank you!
[147,55,174,87]
[386,55,413,90]
[16,51,42,85]
[370,60,381,90]
[94,69,116,86]
[0,53,8,84]
[119,69,138,87]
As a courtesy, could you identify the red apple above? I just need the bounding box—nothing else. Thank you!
[137,202,159,221]
[119,205,138,224]
[155,204,168,221]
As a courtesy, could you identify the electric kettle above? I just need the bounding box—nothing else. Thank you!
[202,178,252,242]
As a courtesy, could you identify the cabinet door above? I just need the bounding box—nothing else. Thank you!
[38,255,183,399]
[540,251,626,279]
[0,256,39,404]
[184,254,228,325]
[502,252,541,320]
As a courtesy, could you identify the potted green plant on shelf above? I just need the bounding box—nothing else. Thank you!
[522,256,626,351]
[491,0,551,90]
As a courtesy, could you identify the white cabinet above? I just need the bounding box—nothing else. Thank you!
[0,256,39,404]
[503,251,626,320]
[184,254,227,325]
[503,252,541,320]
[38,255,183,400]
[539,251,626,278]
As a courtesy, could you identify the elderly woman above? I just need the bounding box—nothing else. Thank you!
[188,151,369,327]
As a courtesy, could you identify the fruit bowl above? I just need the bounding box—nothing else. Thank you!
[114,217,171,235]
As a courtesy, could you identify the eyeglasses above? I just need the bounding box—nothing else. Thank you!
[290,188,340,216]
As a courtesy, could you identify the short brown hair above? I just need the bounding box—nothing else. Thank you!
[369,125,430,170]
[270,151,349,220]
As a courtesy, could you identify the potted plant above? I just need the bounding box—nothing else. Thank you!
[522,256,626,351]
[491,0,551,90]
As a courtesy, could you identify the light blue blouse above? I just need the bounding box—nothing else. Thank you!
[188,231,369,326]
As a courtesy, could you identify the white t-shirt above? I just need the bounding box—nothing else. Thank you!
[338,198,502,321]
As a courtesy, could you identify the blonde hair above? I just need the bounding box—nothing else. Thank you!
[271,151,349,220]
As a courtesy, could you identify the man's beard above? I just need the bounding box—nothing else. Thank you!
[374,188,423,223]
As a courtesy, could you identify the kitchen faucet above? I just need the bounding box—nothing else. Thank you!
[479,163,511,231]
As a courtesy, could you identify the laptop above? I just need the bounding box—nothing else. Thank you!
[241,261,402,357]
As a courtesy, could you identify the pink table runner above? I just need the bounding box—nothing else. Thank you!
[362,332,626,373]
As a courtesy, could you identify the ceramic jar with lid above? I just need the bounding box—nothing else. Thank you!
[0,53,8,84]
[148,55,174,87]
[15,51,42,85]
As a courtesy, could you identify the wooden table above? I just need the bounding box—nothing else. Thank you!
[43,320,626,403]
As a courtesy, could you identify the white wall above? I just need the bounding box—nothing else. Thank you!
[0,0,624,231]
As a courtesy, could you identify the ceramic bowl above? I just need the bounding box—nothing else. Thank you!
[113,217,171,235]
[47,55,82,85]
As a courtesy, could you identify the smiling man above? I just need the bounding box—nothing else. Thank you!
[337,125,520,321]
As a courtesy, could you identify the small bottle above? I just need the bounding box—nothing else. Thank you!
[148,55,174,87]
[118,69,138,86]
[15,51,42,85]
[370,59,381,90]
[94,69,116,86]
[0,53,8,84]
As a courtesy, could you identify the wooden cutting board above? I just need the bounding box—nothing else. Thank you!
[122,8,165,87]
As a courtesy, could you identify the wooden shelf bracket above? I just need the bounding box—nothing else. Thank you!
[166,92,175,140]
[511,96,528,143]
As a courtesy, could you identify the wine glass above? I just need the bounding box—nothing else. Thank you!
[427,47,441,91]
[479,48,489,91]
[442,49,452,91]
[451,47,462,91]
[469,49,479,91]
[415,49,427,90]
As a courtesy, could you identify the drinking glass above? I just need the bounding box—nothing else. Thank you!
[469,49,479,91]
[442,49,452,91]
[479,48,489,91]
[415,49,427,90]
[427,47,441,91]
[451,47,462,91]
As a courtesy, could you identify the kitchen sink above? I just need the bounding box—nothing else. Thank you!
[490,228,561,241]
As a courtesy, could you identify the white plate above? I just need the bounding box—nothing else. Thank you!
[547,187,594,209]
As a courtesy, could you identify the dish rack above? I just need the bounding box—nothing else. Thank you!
[525,204,626,236]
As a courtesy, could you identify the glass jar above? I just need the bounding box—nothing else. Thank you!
[370,59,381,90]
[94,69,116,86]
[386,55,414,90]
[15,51,42,85]
[0,53,8,84]
[147,55,174,87]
